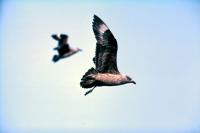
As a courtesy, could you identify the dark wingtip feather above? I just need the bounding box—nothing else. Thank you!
[52,55,60,62]
[93,15,104,25]
[93,14,97,18]
[93,14,99,19]
[51,34,59,40]
[93,14,101,21]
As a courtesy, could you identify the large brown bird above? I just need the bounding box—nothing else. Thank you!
[80,15,136,96]
[51,34,81,62]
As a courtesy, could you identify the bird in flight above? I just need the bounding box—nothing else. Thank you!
[51,34,82,62]
[80,15,136,96]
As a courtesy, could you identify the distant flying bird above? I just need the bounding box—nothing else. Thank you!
[51,34,82,62]
[80,15,136,96]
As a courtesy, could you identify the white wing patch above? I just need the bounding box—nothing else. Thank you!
[99,24,108,34]
[98,24,108,44]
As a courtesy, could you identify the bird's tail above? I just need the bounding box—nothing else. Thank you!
[80,67,97,88]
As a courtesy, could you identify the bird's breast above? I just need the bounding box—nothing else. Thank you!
[95,73,125,85]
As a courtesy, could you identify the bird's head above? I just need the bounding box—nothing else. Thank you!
[125,75,136,84]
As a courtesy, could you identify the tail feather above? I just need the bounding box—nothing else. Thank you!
[80,67,97,88]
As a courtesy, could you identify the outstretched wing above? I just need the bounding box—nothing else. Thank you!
[92,15,119,74]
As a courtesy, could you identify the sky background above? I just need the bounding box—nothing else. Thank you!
[0,0,200,133]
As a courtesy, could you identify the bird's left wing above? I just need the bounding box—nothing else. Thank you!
[51,34,60,41]
[92,15,119,74]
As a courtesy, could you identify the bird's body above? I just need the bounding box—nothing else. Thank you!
[51,34,81,62]
[80,15,136,95]
[90,73,132,86]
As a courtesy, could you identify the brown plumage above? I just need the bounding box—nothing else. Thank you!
[80,15,136,96]
[51,34,82,62]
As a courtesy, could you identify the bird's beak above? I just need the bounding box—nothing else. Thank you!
[131,80,136,84]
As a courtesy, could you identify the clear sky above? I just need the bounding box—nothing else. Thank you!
[0,0,200,133]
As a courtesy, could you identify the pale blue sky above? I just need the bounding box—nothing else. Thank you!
[0,0,200,133]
